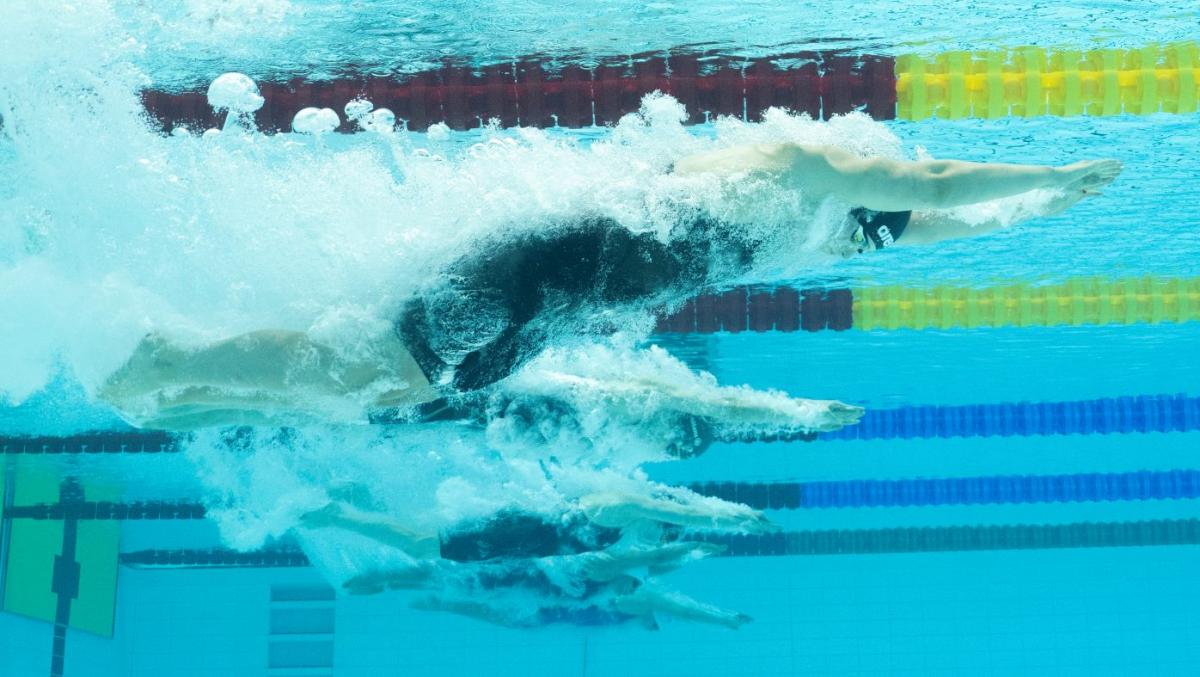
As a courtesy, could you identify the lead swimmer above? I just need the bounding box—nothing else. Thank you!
[98,144,1121,430]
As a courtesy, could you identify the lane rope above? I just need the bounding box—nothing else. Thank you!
[691,469,1200,509]
[4,393,1197,452]
[116,517,1200,568]
[655,277,1200,334]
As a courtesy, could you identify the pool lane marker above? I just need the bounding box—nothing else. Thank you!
[140,51,897,133]
[138,42,1198,132]
[655,277,1200,334]
[897,42,1199,119]
[698,518,1200,557]
[11,468,1200,523]
[114,517,1200,568]
[3,392,1199,454]
[691,469,1200,510]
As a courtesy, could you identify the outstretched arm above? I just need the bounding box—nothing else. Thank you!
[673,143,1121,212]
[300,502,442,559]
[614,584,752,629]
[898,181,1100,246]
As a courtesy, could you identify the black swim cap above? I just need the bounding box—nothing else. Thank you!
[852,208,912,250]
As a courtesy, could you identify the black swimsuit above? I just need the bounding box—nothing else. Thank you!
[397,209,908,394]
[397,215,753,392]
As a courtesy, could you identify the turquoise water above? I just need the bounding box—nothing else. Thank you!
[2,1,1200,675]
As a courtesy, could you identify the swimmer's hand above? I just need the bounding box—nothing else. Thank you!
[812,400,865,432]
[1055,159,1122,192]
[299,501,344,528]
[1040,160,1122,216]
[1041,186,1091,217]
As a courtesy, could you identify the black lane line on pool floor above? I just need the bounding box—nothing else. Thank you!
[0,456,14,609]
[49,479,83,677]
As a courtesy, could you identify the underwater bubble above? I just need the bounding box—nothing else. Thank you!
[344,98,374,122]
[206,72,265,113]
[363,108,396,134]
[292,107,340,135]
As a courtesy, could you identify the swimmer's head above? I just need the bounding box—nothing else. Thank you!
[848,223,872,255]
[830,224,873,259]
[845,212,909,256]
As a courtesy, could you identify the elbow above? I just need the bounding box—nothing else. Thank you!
[907,166,952,209]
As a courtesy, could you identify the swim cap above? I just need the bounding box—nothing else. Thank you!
[851,208,911,250]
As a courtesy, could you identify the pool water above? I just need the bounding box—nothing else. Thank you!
[2,1,1199,676]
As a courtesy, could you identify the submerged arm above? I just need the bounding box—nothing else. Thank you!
[674,143,1121,212]
[300,502,442,559]
[614,584,752,629]
[898,181,1098,246]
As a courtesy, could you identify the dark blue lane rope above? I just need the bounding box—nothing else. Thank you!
[690,469,1200,510]
[12,470,1200,519]
[117,518,1200,567]
[819,393,1200,441]
[695,518,1200,557]
[2,394,1198,453]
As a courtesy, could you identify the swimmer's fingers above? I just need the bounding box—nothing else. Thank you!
[811,401,865,431]
[738,510,780,534]
[298,501,343,528]
[1060,159,1122,192]
[1080,160,1123,188]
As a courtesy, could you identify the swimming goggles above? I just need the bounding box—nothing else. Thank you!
[849,224,871,254]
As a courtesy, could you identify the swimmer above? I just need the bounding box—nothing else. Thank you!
[305,498,746,629]
[411,573,751,630]
[298,488,769,565]
[299,487,751,628]
[97,145,1122,430]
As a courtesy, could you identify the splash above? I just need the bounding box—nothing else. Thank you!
[0,32,906,406]
[2,0,911,625]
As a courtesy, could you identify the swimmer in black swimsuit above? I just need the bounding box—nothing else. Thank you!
[97,144,1122,430]
[299,490,752,629]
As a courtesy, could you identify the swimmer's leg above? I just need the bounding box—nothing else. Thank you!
[299,501,441,560]
[98,330,438,429]
[613,583,752,629]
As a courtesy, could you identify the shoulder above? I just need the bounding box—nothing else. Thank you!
[672,143,799,176]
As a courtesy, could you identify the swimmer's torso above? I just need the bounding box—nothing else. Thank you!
[397,215,754,392]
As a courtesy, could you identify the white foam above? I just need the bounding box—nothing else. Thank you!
[343,98,374,122]
[292,107,340,135]
[363,108,396,134]
[207,72,265,114]
[425,122,451,142]
[0,1,910,590]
